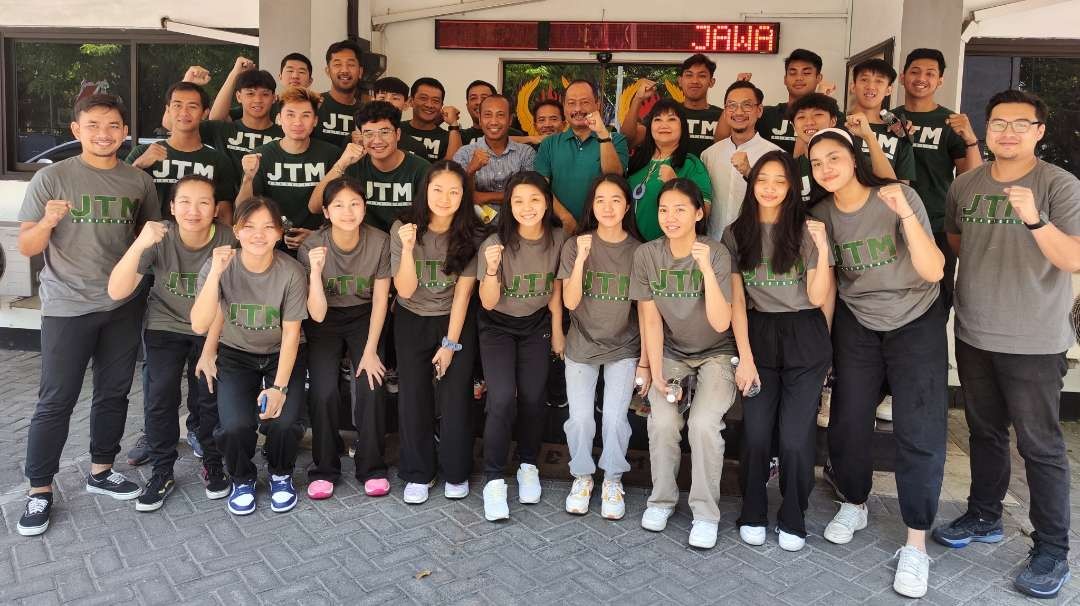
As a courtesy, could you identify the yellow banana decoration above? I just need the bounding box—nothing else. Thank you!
[515,77,541,136]
[561,76,571,89]
[618,80,643,126]
[663,79,685,103]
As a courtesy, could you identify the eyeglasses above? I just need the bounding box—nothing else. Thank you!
[359,128,395,140]
[724,101,759,113]
[987,119,1042,133]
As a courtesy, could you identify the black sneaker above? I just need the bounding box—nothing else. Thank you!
[16,493,52,536]
[931,511,1004,548]
[126,434,150,466]
[202,465,230,500]
[86,469,142,500]
[1015,546,1071,598]
[186,430,204,459]
[135,473,175,512]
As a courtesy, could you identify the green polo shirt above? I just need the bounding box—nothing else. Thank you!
[534,129,629,220]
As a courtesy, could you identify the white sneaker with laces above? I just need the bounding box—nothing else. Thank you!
[516,464,542,504]
[483,479,510,521]
[403,482,431,504]
[893,545,930,598]
[600,479,625,520]
[824,502,868,544]
[641,506,674,532]
[777,527,806,551]
[565,475,593,514]
[740,525,766,546]
[876,395,894,422]
[689,520,719,549]
[444,481,469,499]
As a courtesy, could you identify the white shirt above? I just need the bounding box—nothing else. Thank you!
[701,132,783,240]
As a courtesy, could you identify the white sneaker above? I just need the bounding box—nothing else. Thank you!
[483,479,509,521]
[689,520,719,549]
[444,481,469,499]
[876,395,893,422]
[600,479,625,520]
[893,545,930,598]
[817,386,832,428]
[565,475,593,514]
[516,464,542,504]
[824,502,868,544]
[739,525,766,546]
[403,482,431,504]
[641,506,674,532]
[777,527,806,552]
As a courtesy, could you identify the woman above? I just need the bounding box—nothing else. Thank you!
[631,178,736,550]
[299,176,391,500]
[391,160,484,505]
[477,171,566,522]
[107,175,236,512]
[559,174,646,520]
[808,128,946,599]
[190,196,309,516]
[627,99,714,242]
[721,151,833,551]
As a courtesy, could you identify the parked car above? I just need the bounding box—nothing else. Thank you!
[26,136,160,164]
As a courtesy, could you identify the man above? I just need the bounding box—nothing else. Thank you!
[460,80,526,146]
[400,77,462,163]
[128,82,236,221]
[373,76,410,111]
[788,93,841,204]
[453,94,536,219]
[535,79,629,233]
[309,101,430,233]
[847,58,916,184]
[208,53,314,122]
[622,54,722,157]
[758,49,836,154]
[517,99,566,150]
[16,94,160,536]
[238,87,342,247]
[701,80,781,238]
[198,69,285,184]
[892,48,982,313]
[313,40,364,148]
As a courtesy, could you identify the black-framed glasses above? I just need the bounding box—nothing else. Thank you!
[987,119,1042,133]
[360,128,396,140]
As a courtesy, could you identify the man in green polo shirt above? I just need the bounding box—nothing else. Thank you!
[534,79,629,234]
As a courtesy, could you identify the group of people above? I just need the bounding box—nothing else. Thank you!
[13,39,1079,601]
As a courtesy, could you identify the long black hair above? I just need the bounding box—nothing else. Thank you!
[497,171,556,252]
[627,98,690,175]
[578,174,642,241]
[731,150,803,275]
[657,178,707,236]
[402,160,486,276]
[807,129,897,191]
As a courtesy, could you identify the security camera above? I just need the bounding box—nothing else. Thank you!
[596,52,613,64]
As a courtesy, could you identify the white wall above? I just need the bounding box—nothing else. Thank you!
[849,0,903,67]
[0,0,257,28]
[965,0,1080,39]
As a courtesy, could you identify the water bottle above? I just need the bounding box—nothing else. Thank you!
[731,356,761,397]
[258,393,268,414]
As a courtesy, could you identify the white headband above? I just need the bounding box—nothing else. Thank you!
[810,127,853,146]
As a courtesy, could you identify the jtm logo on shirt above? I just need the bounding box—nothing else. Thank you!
[266,163,326,185]
[651,268,704,298]
[228,303,281,330]
[151,160,214,182]
[771,120,797,142]
[413,136,442,157]
[742,258,805,287]
[321,113,354,136]
[503,272,555,298]
[687,119,717,140]
[861,134,899,160]
[165,272,199,298]
[910,126,943,150]
[959,194,1023,225]
[324,275,372,296]
[414,259,455,288]
[366,182,414,206]
[583,270,631,302]
[227,131,281,151]
[833,236,897,271]
[70,194,138,224]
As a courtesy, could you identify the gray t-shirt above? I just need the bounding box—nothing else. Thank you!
[138,222,237,334]
[389,220,478,316]
[477,229,567,318]
[18,156,160,317]
[197,250,309,354]
[810,184,939,331]
[557,233,641,365]
[298,225,391,309]
[630,236,735,360]
[721,223,826,313]
[945,160,1080,354]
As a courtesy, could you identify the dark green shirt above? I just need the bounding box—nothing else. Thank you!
[250,139,342,229]
[534,129,630,220]
[313,92,361,149]
[125,142,236,218]
[399,122,452,162]
[199,119,284,177]
[859,122,916,182]
[683,105,723,158]
[891,105,969,232]
[345,152,431,232]
[757,102,797,154]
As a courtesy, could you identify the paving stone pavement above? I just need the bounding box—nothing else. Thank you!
[0,349,1078,605]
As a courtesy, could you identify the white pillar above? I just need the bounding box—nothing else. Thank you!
[898,0,966,109]
[259,0,349,92]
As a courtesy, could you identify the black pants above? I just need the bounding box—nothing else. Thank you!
[933,231,956,315]
[143,330,221,475]
[956,339,1071,557]
[305,304,387,483]
[394,305,478,484]
[25,297,144,488]
[738,308,831,538]
[480,307,552,480]
[829,297,948,530]
[214,344,308,483]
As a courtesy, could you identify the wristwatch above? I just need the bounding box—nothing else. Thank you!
[441,336,463,352]
[269,384,289,395]
[1024,211,1049,231]
[597,136,612,143]
[447,124,461,131]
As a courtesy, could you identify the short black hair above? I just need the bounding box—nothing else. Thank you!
[986,89,1048,123]
[903,48,946,74]
[373,76,409,97]
[532,99,564,120]
[410,77,445,100]
[784,49,823,73]
[466,80,497,97]
[681,53,717,76]
[355,100,403,129]
[325,40,362,65]
[169,174,215,203]
[165,81,210,109]
[725,80,764,105]
[236,69,277,93]
[852,58,897,84]
[74,93,129,125]
[480,94,511,113]
[787,93,841,122]
[565,78,598,99]
[280,52,313,74]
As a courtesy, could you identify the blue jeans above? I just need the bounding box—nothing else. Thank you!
[563,356,636,479]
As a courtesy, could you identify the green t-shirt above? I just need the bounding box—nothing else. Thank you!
[345,152,432,232]
[313,92,361,149]
[400,122,451,162]
[858,122,916,182]
[891,105,969,232]
[757,102,797,154]
[629,155,714,242]
[683,105,723,158]
[534,129,631,220]
[250,139,342,229]
[125,142,237,218]
[199,119,284,177]
[462,125,525,146]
